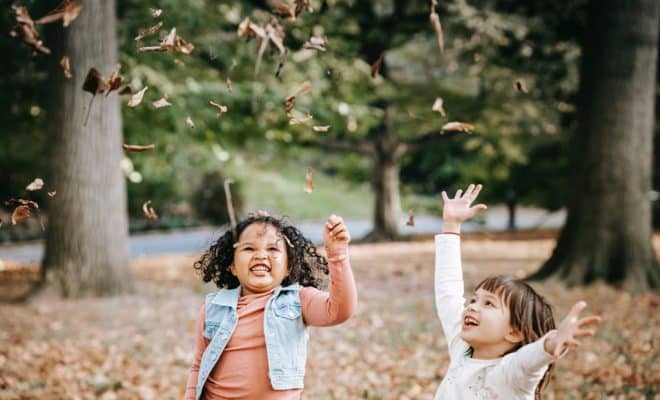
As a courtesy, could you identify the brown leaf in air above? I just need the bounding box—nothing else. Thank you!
[127,86,148,107]
[150,8,163,17]
[5,198,39,209]
[289,114,313,125]
[272,1,297,20]
[370,52,385,78]
[312,125,330,132]
[406,209,415,227]
[135,21,163,41]
[118,86,133,95]
[60,56,72,79]
[226,78,233,93]
[25,178,44,191]
[285,81,312,114]
[173,58,185,66]
[515,79,528,93]
[47,191,57,197]
[208,100,228,113]
[429,11,444,54]
[11,205,31,225]
[303,35,327,52]
[35,0,83,27]
[138,28,194,54]
[106,64,124,95]
[82,68,108,95]
[185,116,195,128]
[123,144,156,152]
[304,168,314,193]
[10,5,51,55]
[441,121,474,133]
[432,97,446,116]
[142,201,158,220]
[152,95,171,109]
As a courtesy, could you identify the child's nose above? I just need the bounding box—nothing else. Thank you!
[466,303,478,312]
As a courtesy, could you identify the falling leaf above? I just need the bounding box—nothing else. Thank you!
[173,58,185,66]
[59,56,72,79]
[226,78,233,93]
[11,205,31,225]
[82,68,108,95]
[515,79,528,93]
[135,21,163,41]
[118,86,133,95]
[289,114,313,125]
[35,0,83,27]
[105,64,124,95]
[127,86,148,107]
[429,11,444,54]
[152,95,171,108]
[142,201,158,220]
[47,191,56,197]
[185,116,195,128]
[5,198,39,209]
[370,52,385,78]
[304,168,314,193]
[208,100,228,114]
[275,47,288,78]
[406,209,415,227]
[123,144,156,152]
[303,35,327,52]
[10,5,51,55]
[25,178,44,191]
[150,8,162,17]
[138,27,194,54]
[272,0,297,20]
[432,97,446,116]
[441,121,474,133]
[312,125,330,132]
[285,81,312,114]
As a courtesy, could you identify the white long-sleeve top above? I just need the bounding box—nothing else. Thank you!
[434,234,556,400]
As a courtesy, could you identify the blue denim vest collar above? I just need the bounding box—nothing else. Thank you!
[195,284,308,399]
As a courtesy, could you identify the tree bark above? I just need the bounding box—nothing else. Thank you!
[43,0,133,297]
[531,0,659,291]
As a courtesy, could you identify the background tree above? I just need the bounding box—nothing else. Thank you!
[531,0,659,290]
[43,0,133,297]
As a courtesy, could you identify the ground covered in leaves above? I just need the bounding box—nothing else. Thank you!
[0,234,658,399]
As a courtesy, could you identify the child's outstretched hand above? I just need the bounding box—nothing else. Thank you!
[441,184,488,233]
[544,301,601,358]
[323,214,350,252]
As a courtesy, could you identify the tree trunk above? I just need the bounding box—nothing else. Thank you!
[43,0,133,297]
[367,106,403,240]
[531,0,659,291]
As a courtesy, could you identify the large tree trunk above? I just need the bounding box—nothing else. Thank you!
[367,106,403,240]
[43,0,133,297]
[531,0,659,291]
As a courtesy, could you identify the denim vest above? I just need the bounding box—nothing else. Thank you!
[195,284,308,399]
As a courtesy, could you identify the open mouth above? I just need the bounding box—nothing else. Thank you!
[250,264,271,273]
[463,315,479,327]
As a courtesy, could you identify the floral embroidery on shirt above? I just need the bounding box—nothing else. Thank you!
[468,365,497,400]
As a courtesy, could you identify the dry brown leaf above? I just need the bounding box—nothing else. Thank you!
[289,114,313,125]
[138,27,194,54]
[285,81,312,114]
[405,209,415,227]
[10,5,51,55]
[173,58,185,66]
[303,35,327,52]
[429,11,444,54]
[106,64,124,95]
[25,178,44,192]
[150,8,162,17]
[370,52,385,78]
[127,86,149,108]
[135,21,163,41]
[441,121,474,133]
[11,205,31,225]
[312,125,330,132]
[47,191,57,197]
[432,97,446,116]
[152,95,171,108]
[272,1,297,20]
[185,116,195,128]
[208,100,228,113]
[59,56,72,79]
[123,144,156,152]
[118,86,133,95]
[515,79,528,93]
[142,201,158,220]
[304,168,314,193]
[35,0,83,27]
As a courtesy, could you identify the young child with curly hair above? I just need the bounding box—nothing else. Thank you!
[435,184,601,400]
[184,213,357,400]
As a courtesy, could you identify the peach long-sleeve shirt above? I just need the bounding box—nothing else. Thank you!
[184,247,357,400]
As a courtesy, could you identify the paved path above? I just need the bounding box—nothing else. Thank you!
[0,206,565,263]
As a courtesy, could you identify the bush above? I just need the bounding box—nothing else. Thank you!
[193,171,243,225]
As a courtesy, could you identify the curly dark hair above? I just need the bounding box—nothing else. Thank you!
[193,213,329,289]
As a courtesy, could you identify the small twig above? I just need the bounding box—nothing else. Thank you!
[223,179,237,239]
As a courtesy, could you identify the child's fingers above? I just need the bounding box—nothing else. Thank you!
[578,315,601,328]
[574,328,597,338]
[567,301,587,320]
[472,204,488,214]
[454,189,463,199]
[441,191,449,202]
[464,184,475,199]
[326,214,343,230]
[333,230,350,242]
[472,184,483,200]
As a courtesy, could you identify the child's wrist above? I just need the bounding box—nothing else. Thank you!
[442,221,462,234]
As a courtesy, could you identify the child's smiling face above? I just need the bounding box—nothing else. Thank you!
[230,222,289,295]
[460,288,522,358]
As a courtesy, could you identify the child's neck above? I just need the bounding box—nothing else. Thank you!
[470,342,516,360]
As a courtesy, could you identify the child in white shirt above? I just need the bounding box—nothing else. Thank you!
[435,184,601,400]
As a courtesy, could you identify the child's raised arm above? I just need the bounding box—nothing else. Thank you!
[544,301,601,357]
[435,185,487,356]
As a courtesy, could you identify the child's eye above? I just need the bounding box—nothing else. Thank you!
[469,298,476,304]
[486,300,495,307]
[268,247,281,252]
